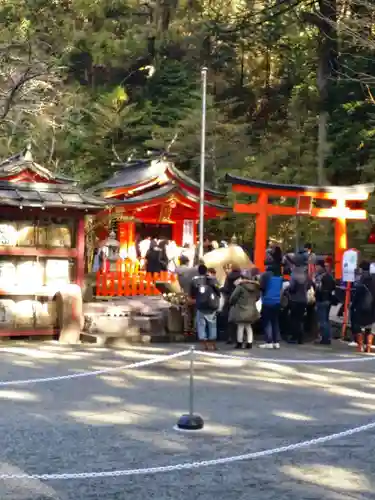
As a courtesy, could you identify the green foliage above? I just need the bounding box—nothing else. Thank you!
[1,0,375,249]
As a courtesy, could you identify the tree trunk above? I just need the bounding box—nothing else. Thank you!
[316,0,338,185]
[317,110,328,185]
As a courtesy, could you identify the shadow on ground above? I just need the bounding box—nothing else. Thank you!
[0,341,373,499]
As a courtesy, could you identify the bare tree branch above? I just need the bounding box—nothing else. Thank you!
[0,39,58,123]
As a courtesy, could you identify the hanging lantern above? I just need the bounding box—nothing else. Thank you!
[230,234,238,245]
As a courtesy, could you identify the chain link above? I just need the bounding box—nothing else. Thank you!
[0,350,190,387]
[0,346,368,386]
[196,350,375,364]
[0,419,374,480]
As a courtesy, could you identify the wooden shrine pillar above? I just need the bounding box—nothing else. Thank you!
[254,192,268,272]
[172,222,183,246]
[118,221,136,258]
[76,216,85,288]
[334,199,347,279]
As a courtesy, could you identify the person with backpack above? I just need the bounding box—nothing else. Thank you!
[315,259,336,345]
[189,264,221,350]
[228,269,260,349]
[351,261,375,352]
[288,257,314,344]
[259,261,283,349]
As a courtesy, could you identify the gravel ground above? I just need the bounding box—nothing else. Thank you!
[0,340,373,499]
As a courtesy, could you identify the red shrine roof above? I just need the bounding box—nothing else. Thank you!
[0,145,74,184]
[92,158,225,201]
[0,147,105,211]
[111,183,227,215]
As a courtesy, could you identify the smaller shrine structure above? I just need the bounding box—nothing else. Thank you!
[0,146,105,336]
[92,158,227,257]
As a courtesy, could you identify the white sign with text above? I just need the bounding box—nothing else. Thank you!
[342,249,358,282]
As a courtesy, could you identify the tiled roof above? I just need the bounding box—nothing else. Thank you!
[92,159,225,198]
[0,146,75,183]
[0,181,105,210]
[91,159,166,191]
[0,147,105,211]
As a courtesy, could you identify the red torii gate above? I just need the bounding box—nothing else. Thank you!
[225,174,375,278]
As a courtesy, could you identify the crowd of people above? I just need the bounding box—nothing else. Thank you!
[175,239,375,353]
[119,233,375,353]
[137,236,229,274]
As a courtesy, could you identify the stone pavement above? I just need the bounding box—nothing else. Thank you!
[0,340,373,499]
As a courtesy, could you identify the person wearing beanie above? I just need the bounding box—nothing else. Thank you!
[315,259,336,345]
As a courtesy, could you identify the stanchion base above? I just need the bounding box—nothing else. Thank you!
[176,414,204,431]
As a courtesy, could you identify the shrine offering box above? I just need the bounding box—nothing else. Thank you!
[18,224,36,246]
[14,300,38,328]
[16,260,44,289]
[0,261,16,287]
[48,225,72,248]
[0,223,17,246]
[0,299,16,328]
[0,219,73,248]
[45,259,70,287]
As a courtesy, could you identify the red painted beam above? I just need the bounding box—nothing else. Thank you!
[0,246,77,258]
[231,184,370,201]
[234,203,367,220]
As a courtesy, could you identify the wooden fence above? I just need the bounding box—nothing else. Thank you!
[95,270,177,297]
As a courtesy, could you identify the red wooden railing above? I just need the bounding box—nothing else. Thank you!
[95,269,177,297]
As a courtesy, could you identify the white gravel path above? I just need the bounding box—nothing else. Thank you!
[0,341,373,499]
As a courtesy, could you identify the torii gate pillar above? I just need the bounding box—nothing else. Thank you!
[254,192,268,272]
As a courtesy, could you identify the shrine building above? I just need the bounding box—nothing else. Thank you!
[92,158,227,255]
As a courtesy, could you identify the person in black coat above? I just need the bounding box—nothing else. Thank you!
[145,240,165,273]
[220,265,242,343]
[315,259,336,345]
[351,261,375,352]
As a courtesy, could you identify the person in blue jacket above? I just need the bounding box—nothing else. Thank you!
[259,260,283,349]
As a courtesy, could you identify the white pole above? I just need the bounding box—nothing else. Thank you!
[198,67,207,259]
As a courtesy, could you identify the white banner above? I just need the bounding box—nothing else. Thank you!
[182,220,194,246]
[342,249,358,282]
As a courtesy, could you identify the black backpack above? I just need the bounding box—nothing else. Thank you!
[195,277,220,312]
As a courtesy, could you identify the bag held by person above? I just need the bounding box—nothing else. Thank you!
[306,286,315,305]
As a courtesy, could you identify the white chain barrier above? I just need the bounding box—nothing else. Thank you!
[1,418,375,480]
[196,350,375,364]
[0,346,372,386]
[0,350,190,387]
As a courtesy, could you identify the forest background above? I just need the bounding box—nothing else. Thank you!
[1,0,375,254]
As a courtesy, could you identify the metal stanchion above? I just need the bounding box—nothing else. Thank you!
[176,346,204,431]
